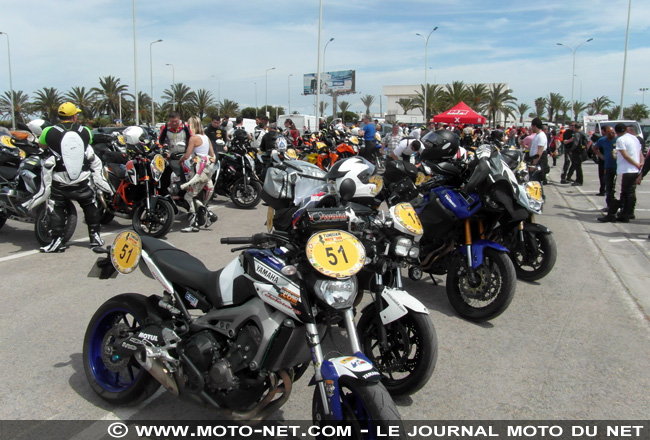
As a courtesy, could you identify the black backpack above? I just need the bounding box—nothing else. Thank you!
[231,128,250,153]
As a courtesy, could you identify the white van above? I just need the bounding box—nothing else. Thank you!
[277,114,318,135]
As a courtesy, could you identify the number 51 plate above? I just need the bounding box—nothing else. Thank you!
[306,230,366,279]
[111,231,142,274]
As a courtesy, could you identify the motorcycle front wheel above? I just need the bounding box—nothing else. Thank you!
[132,199,174,238]
[446,248,516,321]
[312,378,405,439]
[229,178,262,209]
[511,231,557,281]
[82,294,160,404]
[34,201,78,246]
[357,303,437,398]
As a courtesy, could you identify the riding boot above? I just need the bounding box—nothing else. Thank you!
[181,213,200,233]
[205,210,218,227]
[40,236,66,253]
[88,224,105,248]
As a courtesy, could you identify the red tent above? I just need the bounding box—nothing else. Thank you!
[433,101,486,125]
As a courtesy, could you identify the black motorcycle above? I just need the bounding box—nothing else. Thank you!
[212,149,263,209]
[0,131,77,245]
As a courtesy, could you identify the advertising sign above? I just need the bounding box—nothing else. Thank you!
[303,70,355,95]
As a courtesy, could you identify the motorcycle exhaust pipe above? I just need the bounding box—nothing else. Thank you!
[137,350,179,396]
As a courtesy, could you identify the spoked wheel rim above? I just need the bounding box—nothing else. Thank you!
[513,235,543,271]
[87,308,144,393]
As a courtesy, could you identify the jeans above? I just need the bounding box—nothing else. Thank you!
[617,172,638,220]
[561,149,573,180]
[603,168,617,211]
[567,150,583,184]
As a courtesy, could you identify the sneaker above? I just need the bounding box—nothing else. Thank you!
[40,236,66,253]
[597,216,617,223]
[616,216,630,223]
[571,182,583,186]
[89,232,105,248]
[560,179,570,184]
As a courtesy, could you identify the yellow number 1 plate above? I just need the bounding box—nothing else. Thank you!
[306,230,366,278]
[153,154,166,173]
[111,231,142,274]
[392,203,423,236]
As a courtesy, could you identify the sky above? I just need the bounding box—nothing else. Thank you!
[0,0,649,120]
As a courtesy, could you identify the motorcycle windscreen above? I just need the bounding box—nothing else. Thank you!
[61,131,86,180]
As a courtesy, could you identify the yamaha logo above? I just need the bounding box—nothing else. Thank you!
[255,263,280,284]
[308,211,348,223]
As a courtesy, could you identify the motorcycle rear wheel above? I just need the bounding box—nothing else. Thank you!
[34,201,78,246]
[0,214,6,229]
[446,248,516,321]
[511,231,557,281]
[229,178,262,209]
[312,377,405,439]
[357,303,437,398]
[82,294,160,405]
[132,199,174,238]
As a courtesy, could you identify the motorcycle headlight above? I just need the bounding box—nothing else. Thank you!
[394,237,413,257]
[408,245,420,259]
[313,276,358,310]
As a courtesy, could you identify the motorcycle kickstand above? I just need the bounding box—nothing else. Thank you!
[428,273,438,286]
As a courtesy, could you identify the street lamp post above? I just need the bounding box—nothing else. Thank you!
[119,92,123,124]
[416,27,438,124]
[132,0,139,125]
[149,39,162,127]
[0,32,15,130]
[254,82,257,117]
[166,63,175,111]
[556,37,593,120]
[288,74,293,115]
[265,67,275,118]
[641,88,649,105]
[320,37,334,119]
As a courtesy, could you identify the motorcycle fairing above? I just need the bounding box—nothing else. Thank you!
[319,352,381,420]
[379,287,428,325]
[458,239,509,270]
[61,131,85,180]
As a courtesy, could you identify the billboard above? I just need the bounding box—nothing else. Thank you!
[303,70,355,95]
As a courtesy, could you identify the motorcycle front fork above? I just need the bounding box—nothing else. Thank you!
[464,218,485,284]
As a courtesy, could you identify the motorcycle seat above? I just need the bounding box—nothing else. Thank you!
[0,165,18,181]
[140,236,227,308]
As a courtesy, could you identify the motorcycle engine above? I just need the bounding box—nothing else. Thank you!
[183,324,262,393]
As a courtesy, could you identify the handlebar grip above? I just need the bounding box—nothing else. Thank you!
[220,237,253,245]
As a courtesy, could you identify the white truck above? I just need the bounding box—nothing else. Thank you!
[277,114,318,135]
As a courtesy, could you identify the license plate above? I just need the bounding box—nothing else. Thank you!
[526,182,543,201]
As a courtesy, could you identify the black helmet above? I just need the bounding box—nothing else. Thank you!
[490,130,505,143]
[420,129,460,161]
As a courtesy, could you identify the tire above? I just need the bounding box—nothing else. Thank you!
[132,199,174,238]
[229,178,262,209]
[511,232,557,282]
[82,294,160,405]
[446,248,516,321]
[97,194,115,225]
[0,214,6,229]
[34,201,78,246]
[357,303,437,398]
[312,377,405,439]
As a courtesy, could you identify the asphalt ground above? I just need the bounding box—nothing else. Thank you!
[0,159,649,431]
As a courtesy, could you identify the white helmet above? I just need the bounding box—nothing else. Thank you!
[27,119,49,136]
[325,156,378,203]
[122,126,146,145]
[275,135,289,151]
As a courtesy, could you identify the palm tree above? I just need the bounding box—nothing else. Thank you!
[219,99,240,117]
[546,92,565,123]
[161,83,196,120]
[360,94,376,116]
[414,84,444,120]
[572,101,589,120]
[558,101,571,125]
[136,92,152,125]
[65,86,97,121]
[533,97,547,119]
[338,101,351,121]
[396,98,416,115]
[0,90,31,125]
[484,84,517,126]
[588,96,613,114]
[442,80,468,109]
[192,89,215,121]
[465,84,488,114]
[623,103,649,120]
[91,76,131,122]
[516,103,531,124]
[32,87,63,123]
[605,105,621,120]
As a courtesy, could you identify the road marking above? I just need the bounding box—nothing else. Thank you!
[609,238,648,243]
[0,232,117,263]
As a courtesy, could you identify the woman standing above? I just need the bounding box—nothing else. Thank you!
[179,116,217,232]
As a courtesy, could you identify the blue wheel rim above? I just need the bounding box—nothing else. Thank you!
[87,308,144,393]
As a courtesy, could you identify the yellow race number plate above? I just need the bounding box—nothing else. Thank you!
[306,230,366,278]
[110,231,142,274]
[393,203,423,235]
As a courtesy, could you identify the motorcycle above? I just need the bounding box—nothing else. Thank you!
[211,147,263,209]
[84,229,404,432]
[381,157,517,322]
[97,133,175,238]
[0,130,78,245]
[263,158,437,397]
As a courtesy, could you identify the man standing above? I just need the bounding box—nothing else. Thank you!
[527,118,547,183]
[359,115,377,161]
[205,115,229,153]
[593,126,617,213]
[382,124,403,159]
[34,102,112,252]
[591,125,608,196]
[560,123,575,184]
[158,111,191,155]
[598,123,643,223]
[567,122,588,186]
